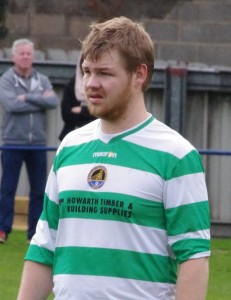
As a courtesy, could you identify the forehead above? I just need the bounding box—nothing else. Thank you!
[82,49,123,69]
[15,44,34,54]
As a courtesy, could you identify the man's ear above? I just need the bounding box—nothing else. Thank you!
[135,64,148,87]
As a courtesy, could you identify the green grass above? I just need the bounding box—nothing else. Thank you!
[208,238,231,299]
[0,230,28,299]
[0,230,53,300]
[0,230,231,299]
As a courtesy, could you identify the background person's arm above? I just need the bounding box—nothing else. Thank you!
[176,257,209,300]
[17,260,53,300]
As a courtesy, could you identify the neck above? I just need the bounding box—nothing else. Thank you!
[101,101,148,134]
[14,67,32,78]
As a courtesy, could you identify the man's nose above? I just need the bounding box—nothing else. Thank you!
[86,74,100,88]
[23,53,31,58]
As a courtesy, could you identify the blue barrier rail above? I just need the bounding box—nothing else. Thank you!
[0,145,230,237]
[198,149,231,156]
[1,145,231,156]
[0,145,57,151]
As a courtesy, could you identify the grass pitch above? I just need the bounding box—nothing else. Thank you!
[0,230,231,299]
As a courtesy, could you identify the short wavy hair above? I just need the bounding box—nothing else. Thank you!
[12,38,34,55]
[81,17,154,91]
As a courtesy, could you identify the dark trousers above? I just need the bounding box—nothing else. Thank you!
[0,146,47,240]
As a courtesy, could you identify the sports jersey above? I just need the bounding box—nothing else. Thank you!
[25,115,211,300]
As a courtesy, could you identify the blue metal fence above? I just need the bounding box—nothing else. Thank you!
[1,145,231,156]
[1,59,231,237]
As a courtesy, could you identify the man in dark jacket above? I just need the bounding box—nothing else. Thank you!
[0,38,58,243]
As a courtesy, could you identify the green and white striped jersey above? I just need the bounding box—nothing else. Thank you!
[26,115,210,299]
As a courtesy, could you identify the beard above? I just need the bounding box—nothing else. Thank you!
[87,100,128,121]
[86,77,133,122]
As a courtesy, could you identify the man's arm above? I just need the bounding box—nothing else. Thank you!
[17,261,53,300]
[176,257,209,300]
[0,76,42,113]
[25,89,58,109]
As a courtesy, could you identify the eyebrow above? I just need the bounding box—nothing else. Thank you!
[82,65,114,72]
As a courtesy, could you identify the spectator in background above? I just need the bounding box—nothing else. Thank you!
[0,38,58,243]
[59,54,95,141]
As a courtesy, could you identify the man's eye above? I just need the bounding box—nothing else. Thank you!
[101,72,111,76]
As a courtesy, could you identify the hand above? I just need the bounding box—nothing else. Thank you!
[71,106,82,114]
[43,90,55,97]
[17,94,26,101]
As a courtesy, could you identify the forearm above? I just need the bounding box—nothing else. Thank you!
[25,90,58,109]
[176,257,209,300]
[17,261,53,300]
[0,90,41,113]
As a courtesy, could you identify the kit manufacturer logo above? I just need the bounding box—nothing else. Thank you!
[92,151,117,158]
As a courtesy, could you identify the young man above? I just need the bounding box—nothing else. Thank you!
[0,39,58,243]
[17,17,210,299]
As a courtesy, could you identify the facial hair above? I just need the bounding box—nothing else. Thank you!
[87,76,133,122]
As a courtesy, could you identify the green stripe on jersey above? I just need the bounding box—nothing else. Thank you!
[172,238,210,263]
[25,244,54,266]
[54,140,177,179]
[166,201,210,235]
[55,115,155,173]
[58,190,166,229]
[53,247,177,284]
[167,150,205,180]
[40,193,59,230]
[55,141,202,181]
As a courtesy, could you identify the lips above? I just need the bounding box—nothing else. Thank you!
[87,93,103,104]
[89,93,101,98]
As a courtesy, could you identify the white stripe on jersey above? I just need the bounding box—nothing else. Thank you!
[55,218,170,256]
[163,172,208,209]
[168,229,211,246]
[53,274,175,300]
[124,118,194,159]
[57,164,164,202]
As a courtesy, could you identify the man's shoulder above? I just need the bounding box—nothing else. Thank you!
[137,118,196,159]
[70,119,99,139]
[0,67,15,85]
[0,67,14,78]
[32,68,48,80]
[59,119,100,148]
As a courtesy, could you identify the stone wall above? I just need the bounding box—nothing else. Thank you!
[1,0,231,67]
